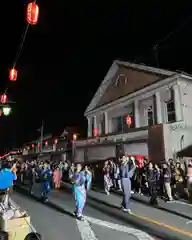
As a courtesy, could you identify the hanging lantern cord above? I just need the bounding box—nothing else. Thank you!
[13,23,30,68]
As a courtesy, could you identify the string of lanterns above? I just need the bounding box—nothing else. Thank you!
[29,134,78,150]
[0,1,40,116]
[9,1,39,82]
[29,138,58,150]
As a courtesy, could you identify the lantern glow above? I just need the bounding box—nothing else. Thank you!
[45,141,48,146]
[126,115,132,125]
[73,134,77,141]
[93,128,98,137]
[1,94,7,104]
[32,144,34,148]
[54,139,58,144]
[38,143,40,148]
[2,106,11,116]
[9,68,17,81]
[27,2,39,25]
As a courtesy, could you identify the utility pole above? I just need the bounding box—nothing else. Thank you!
[40,119,44,153]
[153,45,159,68]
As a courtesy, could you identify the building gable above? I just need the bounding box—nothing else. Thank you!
[84,61,119,114]
[84,60,175,115]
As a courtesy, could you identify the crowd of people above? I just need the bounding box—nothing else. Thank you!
[0,156,192,219]
[0,158,92,220]
[100,157,192,209]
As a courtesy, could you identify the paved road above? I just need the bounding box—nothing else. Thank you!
[12,183,192,240]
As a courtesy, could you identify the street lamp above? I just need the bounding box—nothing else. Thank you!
[2,106,11,116]
[73,134,77,141]
[72,134,77,162]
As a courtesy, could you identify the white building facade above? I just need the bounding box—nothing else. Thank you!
[75,60,192,163]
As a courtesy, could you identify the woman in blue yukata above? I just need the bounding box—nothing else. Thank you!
[71,163,92,220]
[40,162,52,202]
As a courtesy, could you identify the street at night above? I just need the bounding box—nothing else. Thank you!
[12,183,192,240]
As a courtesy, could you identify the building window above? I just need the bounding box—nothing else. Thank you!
[117,116,123,132]
[91,117,94,136]
[111,116,123,133]
[123,114,134,131]
[112,114,134,133]
[166,100,176,123]
[147,106,155,126]
[100,114,105,135]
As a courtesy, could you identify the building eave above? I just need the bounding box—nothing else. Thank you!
[115,60,176,77]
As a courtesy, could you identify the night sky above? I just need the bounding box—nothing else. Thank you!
[1,2,192,152]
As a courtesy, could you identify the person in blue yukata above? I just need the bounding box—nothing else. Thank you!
[40,161,52,202]
[0,161,17,207]
[120,156,136,213]
[71,163,92,220]
[0,162,17,191]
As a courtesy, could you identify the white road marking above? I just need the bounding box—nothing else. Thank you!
[76,218,98,240]
[169,200,192,207]
[186,220,192,225]
[84,216,155,240]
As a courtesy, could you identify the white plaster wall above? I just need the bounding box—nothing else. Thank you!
[178,79,192,127]
[170,126,192,154]
[163,121,192,158]
[139,96,154,127]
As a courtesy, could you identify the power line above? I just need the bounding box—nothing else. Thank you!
[153,13,192,67]
[13,23,30,68]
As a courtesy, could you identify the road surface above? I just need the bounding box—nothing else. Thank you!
[12,183,192,240]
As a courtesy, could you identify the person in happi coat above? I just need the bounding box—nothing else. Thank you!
[40,161,52,202]
[71,163,91,220]
[120,156,136,213]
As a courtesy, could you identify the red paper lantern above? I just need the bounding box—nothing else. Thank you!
[1,94,7,104]
[126,115,132,125]
[32,144,34,148]
[38,143,40,148]
[26,2,39,25]
[45,141,48,146]
[93,128,98,137]
[9,68,17,81]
